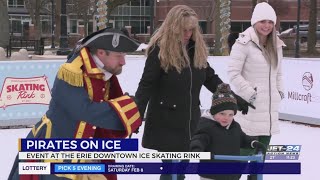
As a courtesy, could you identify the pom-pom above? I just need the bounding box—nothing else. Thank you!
[216,83,232,94]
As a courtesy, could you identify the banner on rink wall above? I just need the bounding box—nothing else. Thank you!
[0,76,51,109]
[279,58,320,124]
[0,60,63,126]
[0,57,319,126]
[198,57,320,125]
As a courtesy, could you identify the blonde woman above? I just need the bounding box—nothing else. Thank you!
[135,5,253,180]
[228,2,285,180]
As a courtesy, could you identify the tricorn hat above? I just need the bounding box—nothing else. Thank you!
[81,28,140,52]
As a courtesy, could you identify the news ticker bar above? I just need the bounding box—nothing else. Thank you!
[19,139,138,151]
[19,152,211,160]
[19,162,301,175]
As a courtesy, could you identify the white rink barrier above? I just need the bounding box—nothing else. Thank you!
[0,56,319,127]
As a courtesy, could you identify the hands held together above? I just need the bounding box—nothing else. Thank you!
[232,92,255,115]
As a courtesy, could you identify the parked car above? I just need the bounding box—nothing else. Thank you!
[292,24,320,43]
[280,28,294,37]
[279,25,320,49]
[279,28,296,49]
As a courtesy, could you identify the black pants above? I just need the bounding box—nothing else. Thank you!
[160,159,189,180]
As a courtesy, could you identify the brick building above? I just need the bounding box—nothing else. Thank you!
[6,0,319,46]
[154,0,316,34]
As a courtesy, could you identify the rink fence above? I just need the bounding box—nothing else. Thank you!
[0,56,319,127]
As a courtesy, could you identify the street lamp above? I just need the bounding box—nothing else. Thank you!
[150,0,154,35]
[51,0,55,48]
[295,0,301,58]
[57,0,70,55]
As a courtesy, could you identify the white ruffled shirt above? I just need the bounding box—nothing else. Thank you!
[92,54,112,81]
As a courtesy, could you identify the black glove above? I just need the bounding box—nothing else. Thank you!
[133,127,140,134]
[252,141,266,154]
[124,92,135,100]
[232,92,255,115]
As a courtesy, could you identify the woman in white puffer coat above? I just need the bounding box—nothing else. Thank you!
[228,2,285,180]
[228,0,285,170]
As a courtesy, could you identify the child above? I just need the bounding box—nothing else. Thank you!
[190,83,265,180]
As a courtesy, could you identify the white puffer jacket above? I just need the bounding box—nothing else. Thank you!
[228,27,285,136]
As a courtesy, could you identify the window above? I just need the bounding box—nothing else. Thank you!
[22,21,30,37]
[41,21,51,34]
[280,22,300,32]
[231,22,250,33]
[70,20,78,33]
[128,0,148,6]
[109,0,151,34]
[231,22,242,33]
[88,21,93,35]
[40,16,51,34]
[11,20,22,33]
[78,21,85,26]
[199,21,207,34]
[8,0,25,8]
[145,0,150,6]
[130,0,141,6]
[79,21,94,35]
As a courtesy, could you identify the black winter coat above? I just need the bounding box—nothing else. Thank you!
[190,116,256,180]
[135,42,223,151]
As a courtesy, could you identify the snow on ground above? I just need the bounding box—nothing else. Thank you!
[0,120,318,180]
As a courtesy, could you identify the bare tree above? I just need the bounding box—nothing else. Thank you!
[307,0,318,54]
[0,0,9,47]
[69,0,97,37]
[252,0,257,11]
[54,0,61,46]
[24,0,51,40]
[268,0,289,31]
[206,0,217,34]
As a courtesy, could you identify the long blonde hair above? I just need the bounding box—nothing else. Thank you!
[254,26,278,68]
[146,5,208,73]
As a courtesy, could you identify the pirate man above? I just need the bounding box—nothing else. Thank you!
[9,28,142,180]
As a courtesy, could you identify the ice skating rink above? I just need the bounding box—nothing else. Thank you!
[1,57,319,179]
[1,120,318,180]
